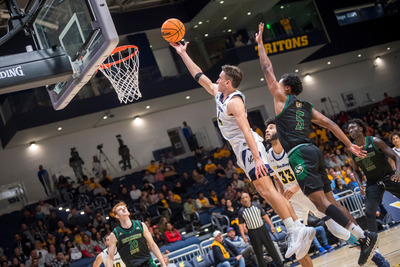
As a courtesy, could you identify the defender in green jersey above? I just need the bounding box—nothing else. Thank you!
[256,22,378,266]
[348,119,400,233]
[106,202,166,267]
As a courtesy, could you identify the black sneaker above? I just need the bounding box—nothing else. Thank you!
[358,232,378,266]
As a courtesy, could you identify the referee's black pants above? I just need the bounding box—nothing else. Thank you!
[248,226,283,267]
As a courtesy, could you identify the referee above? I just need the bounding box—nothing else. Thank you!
[238,193,285,267]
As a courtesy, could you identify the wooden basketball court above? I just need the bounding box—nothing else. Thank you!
[293,226,400,266]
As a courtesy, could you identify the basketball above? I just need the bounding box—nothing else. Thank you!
[161,18,185,43]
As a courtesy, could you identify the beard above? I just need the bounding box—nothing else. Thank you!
[265,133,278,143]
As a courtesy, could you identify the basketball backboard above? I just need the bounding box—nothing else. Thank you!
[33,0,119,110]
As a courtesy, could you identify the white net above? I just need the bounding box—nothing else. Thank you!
[99,46,141,103]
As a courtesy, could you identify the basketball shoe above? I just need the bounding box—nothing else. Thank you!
[295,227,316,259]
[358,231,378,266]
[285,226,315,258]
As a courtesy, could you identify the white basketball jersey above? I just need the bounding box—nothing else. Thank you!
[101,248,125,267]
[266,148,300,193]
[215,91,263,153]
[393,147,400,158]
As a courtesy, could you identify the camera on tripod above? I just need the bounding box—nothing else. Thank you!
[116,134,122,140]
[97,144,103,150]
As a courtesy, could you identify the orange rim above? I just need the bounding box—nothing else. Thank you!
[99,45,138,69]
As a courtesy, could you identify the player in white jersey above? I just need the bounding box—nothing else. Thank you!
[265,117,390,266]
[389,131,400,169]
[170,41,315,259]
[93,234,126,267]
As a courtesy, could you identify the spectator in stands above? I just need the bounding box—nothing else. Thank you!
[22,210,36,228]
[45,244,56,267]
[231,174,244,190]
[205,158,217,174]
[33,241,48,267]
[35,206,46,222]
[164,223,181,243]
[158,161,166,173]
[50,252,69,267]
[148,188,159,205]
[152,225,167,247]
[13,248,27,266]
[183,197,201,220]
[195,162,205,175]
[389,131,400,167]
[160,184,169,197]
[93,213,106,231]
[209,189,219,206]
[224,227,257,266]
[142,180,155,192]
[99,170,112,188]
[146,160,158,174]
[196,192,214,209]
[165,152,178,167]
[93,182,106,196]
[129,184,141,202]
[167,190,181,204]
[118,187,131,204]
[140,191,151,212]
[80,234,100,258]
[77,181,91,194]
[216,164,227,179]
[154,168,165,182]
[45,212,60,234]
[220,144,231,158]
[213,148,223,160]
[93,232,106,251]
[157,193,169,211]
[224,185,237,202]
[329,170,345,190]
[223,199,239,234]
[225,161,238,179]
[37,200,53,217]
[211,231,245,267]
[192,170,206,184]
[333,179,350,195]
[25,250,38,267]
[67,208,80,229]
[72,228,82,246]
[181,172,194,190]
[157,217,169,234]
[57,176,71,201]
[81,206,95,228]
[162,254,176,267]
[173,181,185,196]
[143,170,155,184]
[327,154,344,169]
[164,165,178,181]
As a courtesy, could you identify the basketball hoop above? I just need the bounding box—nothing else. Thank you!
[99,45,141,103]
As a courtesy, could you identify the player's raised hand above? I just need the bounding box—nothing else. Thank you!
[170,41,188,55]
[391,173,400,183]
[255,22,264,44]
[348,144,367,158]
[255,157,269,178]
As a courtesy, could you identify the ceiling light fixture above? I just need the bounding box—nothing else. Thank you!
[260,78,264,81]
[103,115,108,120]
[146,106,150,109]
[186,96,191,100]
[58,127,62,131]
[223,16,227,20]
[247,12,251,15]
[327,61,331,65]
[387,47,390,50]
[220,0,224,3]
[358,54,362,58]
[295,69,299,73]
[134,115,141,121]
[29,141,36,146]
[204,34,209,37]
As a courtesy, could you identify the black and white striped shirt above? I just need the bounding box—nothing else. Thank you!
[238,204,265,229]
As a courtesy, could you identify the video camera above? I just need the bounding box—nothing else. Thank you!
[97,144,103,150]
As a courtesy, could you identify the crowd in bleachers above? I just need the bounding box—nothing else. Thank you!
[0,94,399,267]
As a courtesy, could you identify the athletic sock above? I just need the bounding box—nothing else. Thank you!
[295,219,304,228]
[348,223,366,239]
[283,217,295,232]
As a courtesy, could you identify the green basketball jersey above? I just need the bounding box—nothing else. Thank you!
[113,220,152,267]
[351,136,394,182]
[275,95,314,153]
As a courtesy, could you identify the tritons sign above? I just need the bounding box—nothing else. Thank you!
[255,35,309,54]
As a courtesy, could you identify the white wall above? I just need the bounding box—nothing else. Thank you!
[0,51,399,203]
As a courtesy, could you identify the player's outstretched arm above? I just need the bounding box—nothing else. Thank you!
[373,137,400,182]
[170,42,217,96]
[255,23,286,104]
[311,108,366,158]
[228,97,269,178]
[92,253,103,267]
[105,233,117,267]
[142,222,167,267]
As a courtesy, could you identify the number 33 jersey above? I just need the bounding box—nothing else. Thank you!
[101,248,126,267]
[266,148,300,194]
